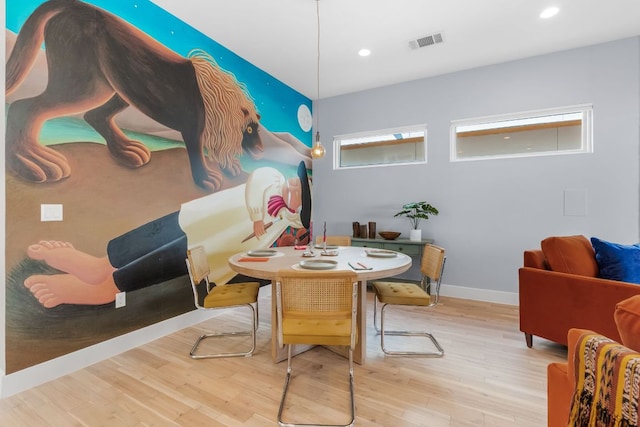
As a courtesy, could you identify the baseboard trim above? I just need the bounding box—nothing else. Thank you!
[440,283,518,306]
[0,309,213,398]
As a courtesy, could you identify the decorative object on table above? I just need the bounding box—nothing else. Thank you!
[368,221,377,239]
[394,201,439,241]
[322,221,326,242]
[378,231,401,240]
[352,221,361,237]
[359,224,368,238]
[321,220,328,252]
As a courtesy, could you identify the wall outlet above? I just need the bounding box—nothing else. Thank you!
[115,292,126,308]
[41,204,63,221]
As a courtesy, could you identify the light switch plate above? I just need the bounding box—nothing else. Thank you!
[41,204,63,221]
[115,292,126,308]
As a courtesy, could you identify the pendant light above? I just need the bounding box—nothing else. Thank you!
[311,0,326,159]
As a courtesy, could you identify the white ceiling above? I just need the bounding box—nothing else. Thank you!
[150,0,640,100]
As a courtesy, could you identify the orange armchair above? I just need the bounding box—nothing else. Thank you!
[547,328,588,427]
[548,295,640,426]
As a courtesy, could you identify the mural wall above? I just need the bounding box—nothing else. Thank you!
[5,0,313,373]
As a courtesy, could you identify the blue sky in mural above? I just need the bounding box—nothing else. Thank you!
[7,0,313,147]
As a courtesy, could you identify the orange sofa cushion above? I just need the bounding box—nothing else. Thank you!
[614,295,640,352]
[540,235,598,277]
[523,249,547,269]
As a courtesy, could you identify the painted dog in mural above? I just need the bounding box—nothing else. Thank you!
[6,0,263,191]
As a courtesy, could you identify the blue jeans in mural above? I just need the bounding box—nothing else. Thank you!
[109,212,187,292]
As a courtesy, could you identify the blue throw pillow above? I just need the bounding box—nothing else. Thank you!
[590,237,640,284]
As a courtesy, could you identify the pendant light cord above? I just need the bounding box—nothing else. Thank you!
[311,0,326,158]
[316,0,321,132]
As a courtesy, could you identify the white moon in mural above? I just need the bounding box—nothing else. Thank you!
[297,104,313,132]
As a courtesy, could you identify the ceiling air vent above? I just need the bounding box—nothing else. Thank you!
[409,32,444,50]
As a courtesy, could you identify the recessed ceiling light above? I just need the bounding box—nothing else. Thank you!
[358,48,371,57]
[540,6,559,19]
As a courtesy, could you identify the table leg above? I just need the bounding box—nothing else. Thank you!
[270,280,285,362]
[355,280,367,363]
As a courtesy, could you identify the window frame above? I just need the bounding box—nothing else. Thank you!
[333,124,428,170]
[449,104,593,162]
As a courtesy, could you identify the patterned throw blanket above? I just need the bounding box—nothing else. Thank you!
[568,334,640,427]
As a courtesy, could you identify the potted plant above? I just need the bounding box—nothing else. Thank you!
[394,201,439,241]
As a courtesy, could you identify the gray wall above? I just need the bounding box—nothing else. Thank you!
[311,37,640,303]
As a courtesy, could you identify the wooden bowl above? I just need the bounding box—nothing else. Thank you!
[378,231,401,240]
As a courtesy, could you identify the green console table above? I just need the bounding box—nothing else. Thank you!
[351,237,433,281]
[351,237,433,256]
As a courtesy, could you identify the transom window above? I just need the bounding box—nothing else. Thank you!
[450,105,593,161]
[334,125,427,169]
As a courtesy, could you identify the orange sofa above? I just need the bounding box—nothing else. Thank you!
[547,295,640,426]
[519,235,640,347]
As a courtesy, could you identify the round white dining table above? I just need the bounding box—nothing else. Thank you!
[229,245,412,364]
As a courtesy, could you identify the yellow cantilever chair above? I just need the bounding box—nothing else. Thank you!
[315,235,352,246]
[185,245,260,359]
[372,244,447,356]
[275,269,358,427]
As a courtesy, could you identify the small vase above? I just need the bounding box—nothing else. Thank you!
[368,222,376,239]
[352,222,360,237]
[409,229,422,242]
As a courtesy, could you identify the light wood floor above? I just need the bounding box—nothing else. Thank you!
[0,286,566,426]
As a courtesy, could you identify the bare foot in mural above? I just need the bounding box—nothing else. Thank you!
[27,240,115,285]
[24,274,119,308]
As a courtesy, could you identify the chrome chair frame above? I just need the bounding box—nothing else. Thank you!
[185,246,259,359]
[275,270,358,427]
[372,244,447,357]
